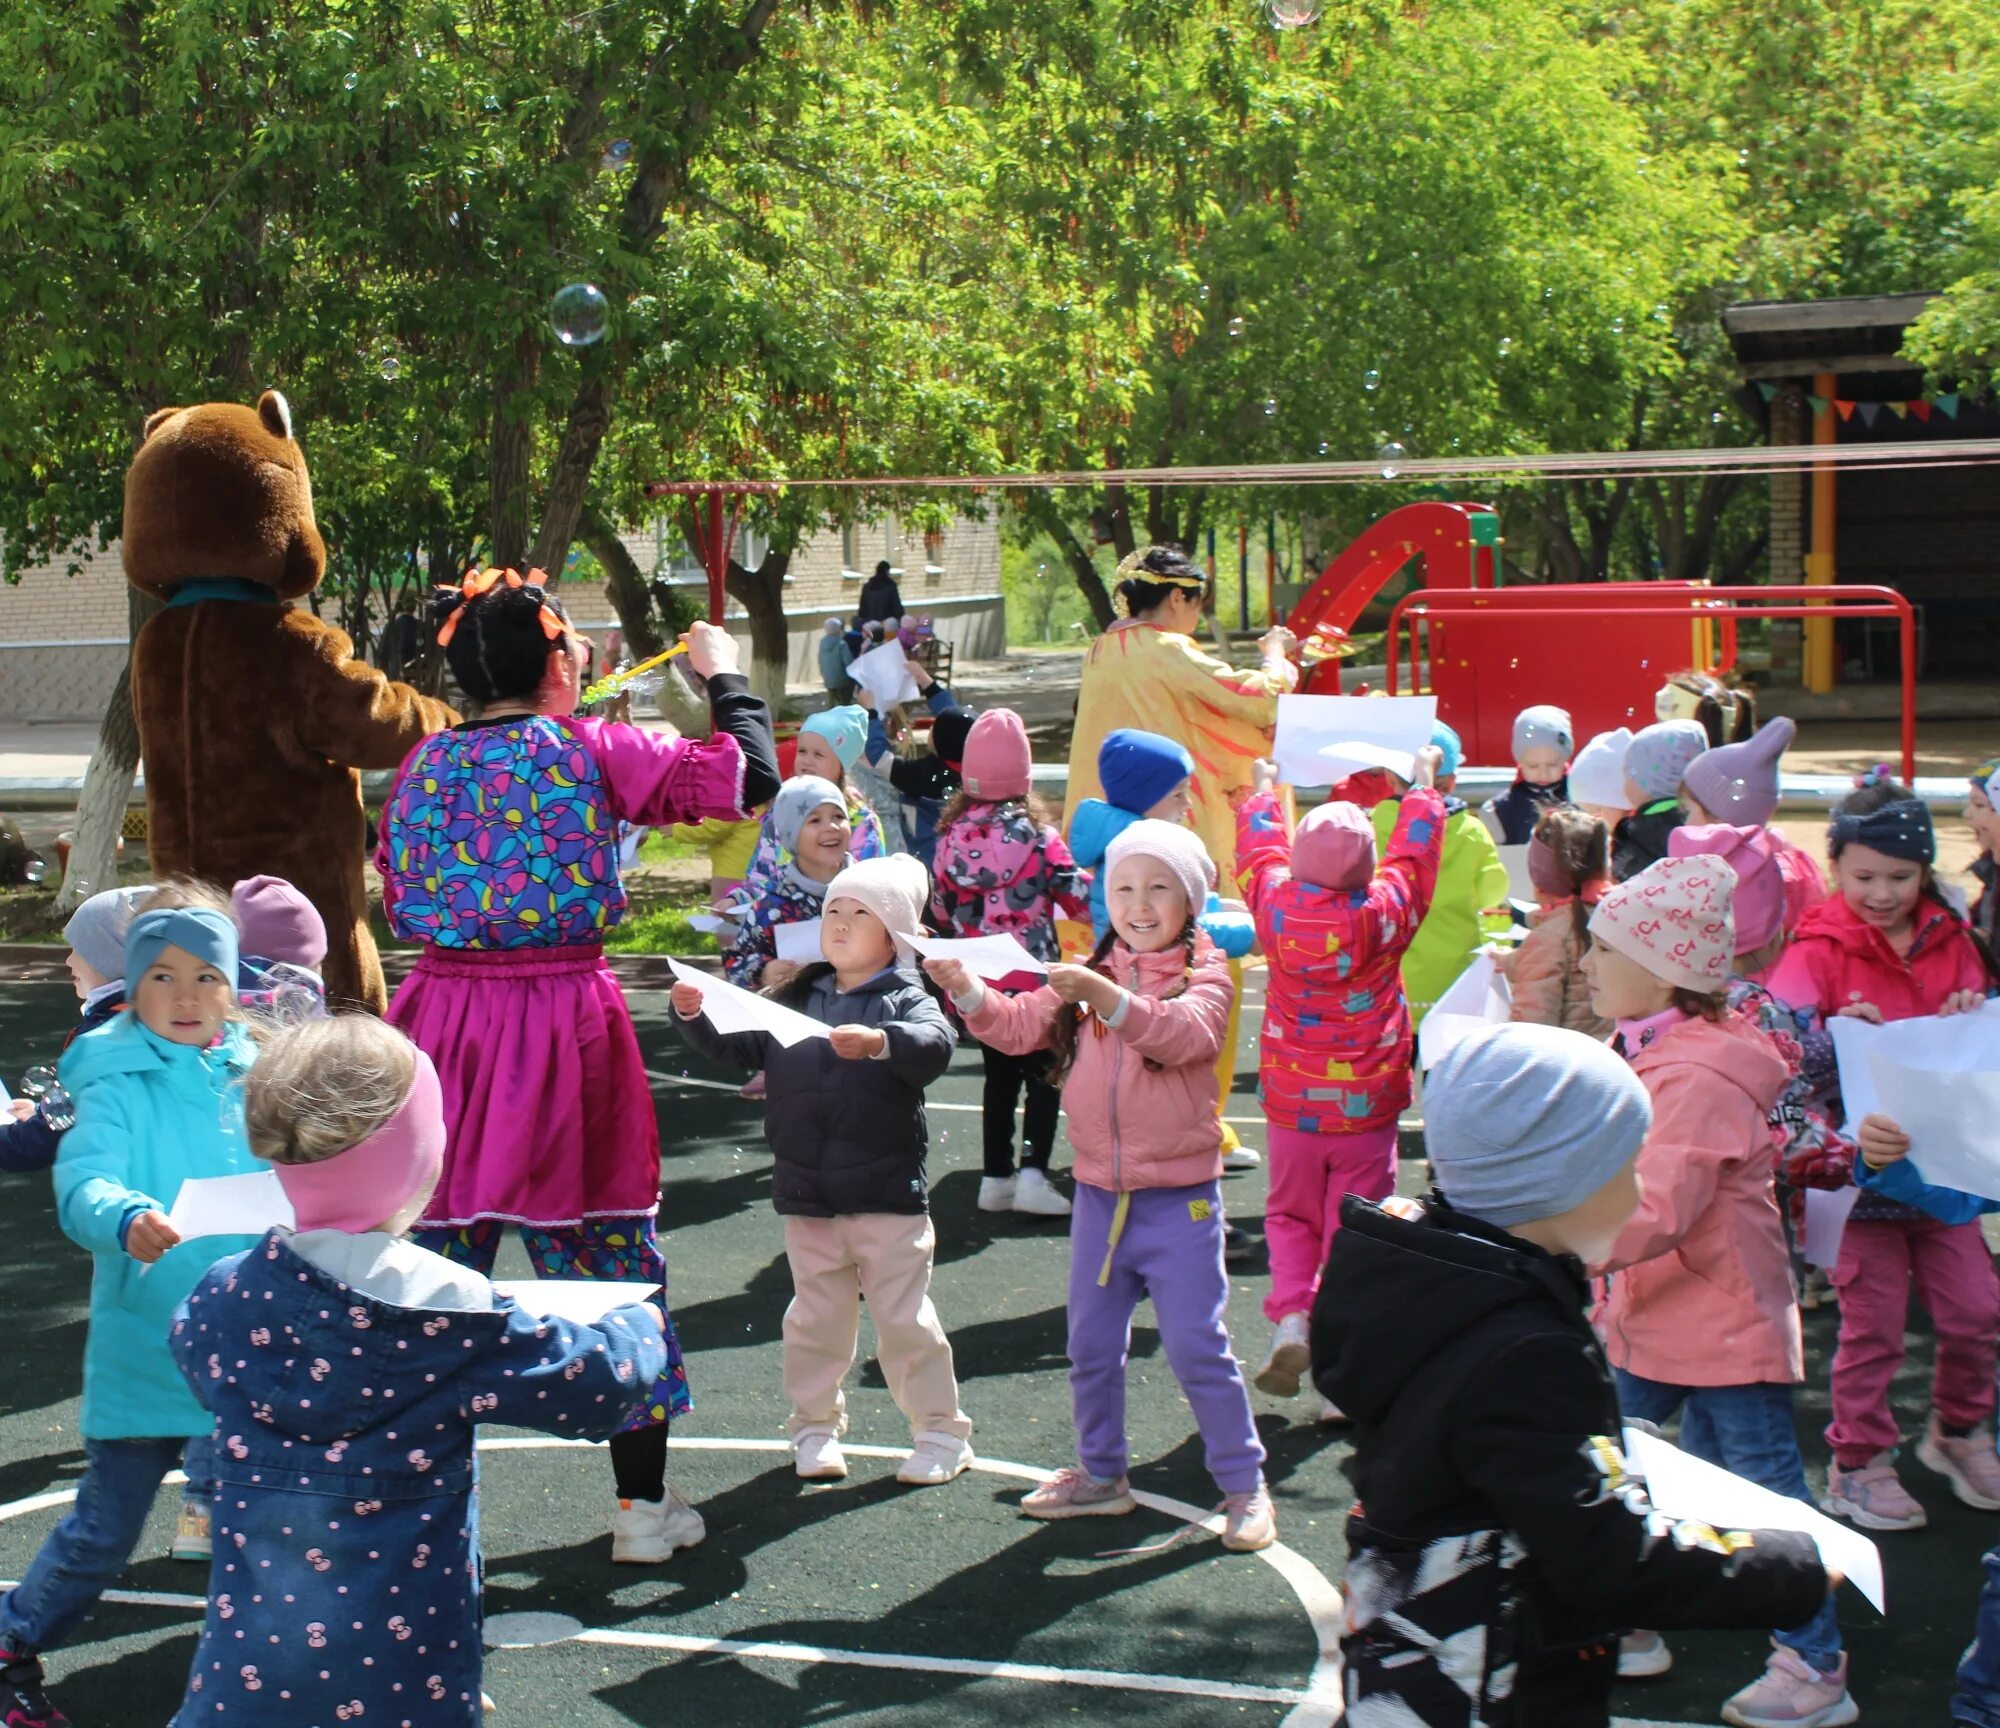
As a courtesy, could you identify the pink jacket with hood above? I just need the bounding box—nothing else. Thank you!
[1596,1009,1801,1387]
[961,930,1231,1192]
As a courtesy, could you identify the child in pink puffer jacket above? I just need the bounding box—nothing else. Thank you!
[1580,855,1854,1727]
[924,820,1273,1554]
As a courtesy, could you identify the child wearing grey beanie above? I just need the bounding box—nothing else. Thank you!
[1310,1022,1837,1728]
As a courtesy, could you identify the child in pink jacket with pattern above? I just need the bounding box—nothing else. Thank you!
[1233,747,1445,1409]
[1580,856,1854,1727]
[924,820,1275,1554]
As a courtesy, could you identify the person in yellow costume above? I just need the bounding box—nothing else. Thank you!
[1064,544,1298,1180]
[1369,719,1512,1026]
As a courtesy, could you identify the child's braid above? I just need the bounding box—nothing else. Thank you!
[1046,928,1118,1086]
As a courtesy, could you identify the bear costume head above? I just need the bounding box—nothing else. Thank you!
[122,390,326,600]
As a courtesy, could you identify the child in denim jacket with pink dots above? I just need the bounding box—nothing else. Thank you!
[167,1015,666,1728]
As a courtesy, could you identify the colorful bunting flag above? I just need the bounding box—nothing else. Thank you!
[1911,400,1933,422]
[1857,402,1882,428]
[1807,395,1829,416]
[1936,393,1961,419]
[1887,401,1908,419]
[1835,400,1856,422]
[1756,381,1777,402]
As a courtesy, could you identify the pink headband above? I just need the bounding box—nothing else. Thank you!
[274,1049,446,1234]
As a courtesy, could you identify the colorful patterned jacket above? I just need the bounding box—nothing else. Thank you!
[931,800,1090,991]
[1237,786,1444,1135]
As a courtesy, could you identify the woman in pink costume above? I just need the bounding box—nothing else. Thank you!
[376,569,778,1564]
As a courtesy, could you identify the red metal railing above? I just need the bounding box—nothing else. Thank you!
[1384,584,1918,784]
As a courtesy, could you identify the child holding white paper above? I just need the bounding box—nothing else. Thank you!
[1765,772,2000,1532]
[726,777,856,990]
[928,821,1277,1553]
[932,709,1091,1218]
[1370,719,1510,1026]
[1580,857,1856,1724]
[1503,806,1612,1039]
[1234,747,1445,1408]
[1313,1022,1836,1728]
[167,1012,669,1728]
[674,856,973,1487]
[0,903,263,1728]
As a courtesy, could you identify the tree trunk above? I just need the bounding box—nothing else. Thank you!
[725,544,793,710]
[1101,479,1138,561]
[580,507,664,660]
[60,590,161,913]
[488,333,539,569]
[1025,489,1114,628]
[528,376,612,574]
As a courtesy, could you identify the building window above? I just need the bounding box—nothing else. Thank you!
[841,523,861,577]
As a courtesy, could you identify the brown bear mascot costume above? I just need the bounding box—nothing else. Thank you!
[123,391,457,1011]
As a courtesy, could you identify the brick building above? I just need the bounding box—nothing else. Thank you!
[0,512,1004,721]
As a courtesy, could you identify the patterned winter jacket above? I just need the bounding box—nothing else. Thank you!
[1237,786,1444,1135]
[724,870,828,988]
[1313,1195,1829,1728]
[931,800,1090,991]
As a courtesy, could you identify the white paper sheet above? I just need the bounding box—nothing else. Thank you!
[687,913,732,936]
[0,1075,11,1109]
[665,958,831,1048]
[1801,1185,1862,1268]
[1624,1426,1883,1613]
[1496,844,1535,904]
[903,932,1050,981]
[1830,1004,2000,1199]
[847,639,920,707]
[773,918,825,965]
[166,1170,296,1240]
[492,1280,663,1325]
[1416,951,1512,1070]
[1272,694,1436,787]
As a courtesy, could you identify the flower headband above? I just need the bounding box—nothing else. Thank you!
[1113,546,1207,592]
[434,566,571,648]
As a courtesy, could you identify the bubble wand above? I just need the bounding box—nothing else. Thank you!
[579,639,690,709]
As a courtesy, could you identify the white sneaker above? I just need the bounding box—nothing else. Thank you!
[1254,1312,1312,1398]
[610,1488,706,1563]
[1223,1145,1263,1171]
[1012,1168,1072,1217]
[978,1176,1018,1213]
[897,1431,974,1486]
[794,1428,848,1480]
[1618,1630,1673,1678]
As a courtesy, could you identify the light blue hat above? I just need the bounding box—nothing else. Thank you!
[1430,719,1463,779]
[799,705,869,770]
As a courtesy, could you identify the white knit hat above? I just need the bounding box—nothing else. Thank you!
[1104,819,1216,919]
[1568,728,1634,810]
[824,854,931,963]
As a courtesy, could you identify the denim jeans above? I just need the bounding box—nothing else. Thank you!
[1955,1544,2000,1725]
[1614,1369,1843,1672]
[0,1433,214,1656]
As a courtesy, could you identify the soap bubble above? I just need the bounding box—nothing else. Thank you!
[1610,316,1626,335]
[549,283,609,347]
[1226,316,1245,340]
[1197,283,1210,303]
[1262,397,1278,417]
[1267,0,1322,26]
[1497,336,1513,358]
[1362,368,1381,392]
[342,72,358,92]
[22,857,47,884]
[1317,442,1331,456]
[379,355,401,381]
[1377,441,1406,479]
[600,139,634,170]
[20,1066,57,1100]
[36,1081,75,1134]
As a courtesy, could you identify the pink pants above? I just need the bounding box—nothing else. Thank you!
[1263,1121,1400,1323]
[1827,1214,2000,1468]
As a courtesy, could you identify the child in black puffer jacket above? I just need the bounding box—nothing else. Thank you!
[671,854,973,1490]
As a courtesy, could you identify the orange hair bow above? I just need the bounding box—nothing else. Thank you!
[433,566,569,648]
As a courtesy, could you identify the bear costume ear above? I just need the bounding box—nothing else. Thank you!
[257,390,294,442]
[141,407,182,442]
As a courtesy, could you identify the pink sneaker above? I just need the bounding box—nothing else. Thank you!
[1821,1450,1926,1531]
[1917,1413,2000,1511]
[1021,1466,1137,1520]
[1720,1643,1857,1728]
[1220,1485,1276,1552]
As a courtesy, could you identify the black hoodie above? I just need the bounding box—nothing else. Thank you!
[1312,1194,1828,1728]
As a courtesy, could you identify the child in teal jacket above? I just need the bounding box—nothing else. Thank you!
[0,902,262,1728]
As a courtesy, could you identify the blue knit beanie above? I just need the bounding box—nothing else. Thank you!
[799,705,869,770]
[1424,1022,1651,1227]
[125,907,239,983]
[1098,729,1195,817]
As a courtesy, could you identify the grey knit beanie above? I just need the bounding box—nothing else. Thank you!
[1424,1022,1652,1227]
[1623,720,1709,802]
[62,885,154,981]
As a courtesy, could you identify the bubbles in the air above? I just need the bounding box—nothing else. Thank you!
[550,283,609,347]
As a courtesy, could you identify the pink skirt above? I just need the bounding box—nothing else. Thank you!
[387,945,661,1229]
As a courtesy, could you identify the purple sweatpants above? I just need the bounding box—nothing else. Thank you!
[1066,1179,1267,1496]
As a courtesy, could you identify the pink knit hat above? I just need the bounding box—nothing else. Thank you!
[232,874,328,968]
[1668,822,1783,955]
[1293,800,1377,891]
[1588,854,1736,995]
[961,708,1032,801]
